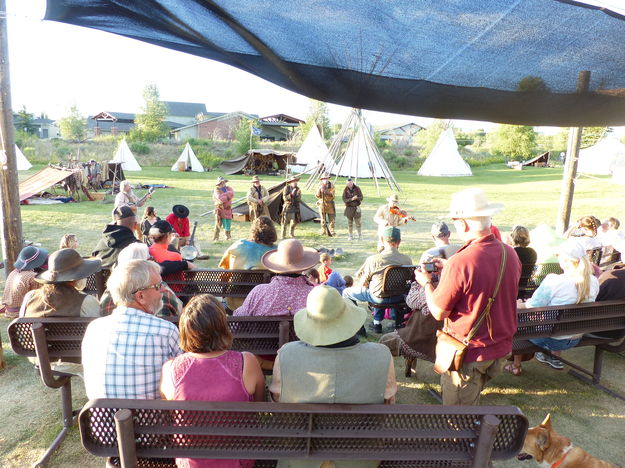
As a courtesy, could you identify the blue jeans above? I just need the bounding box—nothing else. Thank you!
[342,287,403,322]
[530,337,581,352]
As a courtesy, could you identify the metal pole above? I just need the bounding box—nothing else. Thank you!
[555,70,590,235]
[0,0,23,277]
[114,409,138,468]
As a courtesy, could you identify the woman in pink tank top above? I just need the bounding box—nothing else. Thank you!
[161,294,265,468]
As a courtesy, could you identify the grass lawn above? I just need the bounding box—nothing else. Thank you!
[1,164,624,466]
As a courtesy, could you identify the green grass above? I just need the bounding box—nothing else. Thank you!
[1,164,624,466]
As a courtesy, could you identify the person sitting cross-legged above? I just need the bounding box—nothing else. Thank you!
[343,226,412,334]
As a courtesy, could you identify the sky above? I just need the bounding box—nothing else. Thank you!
[5,0,491,131]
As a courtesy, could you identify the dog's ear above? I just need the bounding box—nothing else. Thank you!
[540,413,552,431]
[532,428,550,463]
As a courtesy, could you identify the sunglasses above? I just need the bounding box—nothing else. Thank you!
[133,281,164,294]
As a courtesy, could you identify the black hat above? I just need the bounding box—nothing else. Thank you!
[149,220,174,236]
[172,204,189,218]
[113,206,136,220]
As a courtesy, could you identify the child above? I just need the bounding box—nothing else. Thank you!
[318,252,332,283]
[59,234,79,250]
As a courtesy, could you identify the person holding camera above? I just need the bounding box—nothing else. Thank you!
[413,188,520,406]
[343,226,412,334]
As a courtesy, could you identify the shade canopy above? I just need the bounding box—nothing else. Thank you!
[45,1,625,126]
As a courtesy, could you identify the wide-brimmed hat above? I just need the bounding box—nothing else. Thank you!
[36,249,101,284]
[172,204,189,218]
[261,239,319,273]
[216,176,228,185]
[286,175,300,183]
[294,285,366,346]
[387,194,400,204]
[14,245,48,271]
[446,188,503,218]
[251,175,261,183]
[320,173,330,180]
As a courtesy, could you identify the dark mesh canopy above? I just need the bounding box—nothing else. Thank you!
[45,1,625,126]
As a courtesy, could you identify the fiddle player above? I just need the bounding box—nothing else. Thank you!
[373,194,410,250]
[315,174,336,236]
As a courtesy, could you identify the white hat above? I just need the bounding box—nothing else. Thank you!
[447,188,503,218]
[387,193,400,204]
[558,239,586,260]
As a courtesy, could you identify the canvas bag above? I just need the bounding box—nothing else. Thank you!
[433,242,507,374]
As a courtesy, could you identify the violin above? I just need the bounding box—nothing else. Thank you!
[389,206,416,222]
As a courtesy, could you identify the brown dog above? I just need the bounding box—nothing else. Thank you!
[518,414,619,467]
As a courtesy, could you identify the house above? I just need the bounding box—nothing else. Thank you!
[163,101,208,125]
[258,114,304,141]
[376,122,423,146]
[88,111,184,137]
[32,117,59,139]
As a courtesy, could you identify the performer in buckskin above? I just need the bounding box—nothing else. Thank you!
[315,174,336,236]
[213,176,234,242]
[281,176,301,239]
[342,177,363,241]
[246,175,270,221]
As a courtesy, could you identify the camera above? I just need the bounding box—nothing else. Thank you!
[417,262,437,273]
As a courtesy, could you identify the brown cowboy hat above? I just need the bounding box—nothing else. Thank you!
[36,248,102,284]
[261,239,319,274]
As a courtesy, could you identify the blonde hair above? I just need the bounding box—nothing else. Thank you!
[320,252,331,262]
[510,226,530,247]
[561,255,593,304]
[59,234,79,250]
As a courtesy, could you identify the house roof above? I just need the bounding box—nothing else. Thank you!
[163,101,207,116]
[33,118,55,125]
[260,113,304,124]
[90,111,136,121]
[171,111,259,133]
[376,122,424,133]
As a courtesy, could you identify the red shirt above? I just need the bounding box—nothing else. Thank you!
[432,234,521,362]
[490,224,502,241]
[165,213,190,237]
[318,265,332,283]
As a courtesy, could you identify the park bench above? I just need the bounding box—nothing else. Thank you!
[84,268,110,298]
[79,399,528,468]
[366,265,416,326]
[404,301,625,400]
[517,262,563,300]
[6,314,295,466]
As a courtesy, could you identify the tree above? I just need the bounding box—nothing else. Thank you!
[298,99,331,141]
[415,120,446,157]
[14,106,37,134]
[234,117,260,155]
[131,83,168,142]
[58,105,87,141]
[486,125,537,160]
[580,127,608,148]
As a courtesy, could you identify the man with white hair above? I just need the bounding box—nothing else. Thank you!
[414,188,520,406]
[82,259,181,399]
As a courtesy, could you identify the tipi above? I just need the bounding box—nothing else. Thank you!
[15,145,32,170]
[577,135,625,175]
[171,142,204,172]
[306,109,400,193]
[292,124,328,174]
[111,139,142,171]
[417,127,472,177]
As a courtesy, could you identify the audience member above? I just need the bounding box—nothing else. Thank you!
[82,260,182,399]
[325,271,347,295]
[149,220,195,296]
[165,204,190,248]
[318,252,333,283]
[343,226,412,333]
[2,246,48,318]
[140,206,161,244]
[161,294,264,468]
[304,268,320,285]
[508,225,538,299]
[507,240,599,374]
[565,215,602,251]
[419,221,460,262]
[233,239,318,317]
[99,243,182,317]
[21,249,101,318]
[59,234,79,250]
[414,188,520,405]
[343,275,354,288]
[594,264,625,339]
[92,206,140,268]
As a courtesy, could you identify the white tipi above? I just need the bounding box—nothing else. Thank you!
[171,142,204,172]
[418,127,472,177]
[577,135,625,175]
[111,138,142,171]
[15,145,32,170]
[292,125,328,173]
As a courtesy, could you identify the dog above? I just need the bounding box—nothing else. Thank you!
[518,414,619,467]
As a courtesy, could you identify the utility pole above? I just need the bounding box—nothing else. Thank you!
[555,71,590,235]
[0,0,24,277]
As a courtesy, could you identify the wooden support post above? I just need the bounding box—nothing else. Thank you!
[0,0,23,278]
[555,70,591,235]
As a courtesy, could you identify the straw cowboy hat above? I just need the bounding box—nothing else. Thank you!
[387,193,400,204]
[14,245,48,271]
[216,176,228,185]
[320,173,330,180]
[261,239,319,274]
[251,175,261,183]
[36,249,101,284]
[172,204,189,218]
[447,187,503,218]
[286,175,300,183]
[294,285,367,346]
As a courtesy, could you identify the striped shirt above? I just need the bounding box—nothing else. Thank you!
[82,306,181,399]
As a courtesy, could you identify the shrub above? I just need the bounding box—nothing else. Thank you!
[196,150,224,169]
[130,142,150,155]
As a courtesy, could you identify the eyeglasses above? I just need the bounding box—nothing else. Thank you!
[133,281,164,294]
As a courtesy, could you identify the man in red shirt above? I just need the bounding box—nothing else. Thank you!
[165,205,190,248]
[415,188,520,405]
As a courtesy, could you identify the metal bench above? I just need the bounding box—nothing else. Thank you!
[517,262,563,300]
[366,265,416,325]
[79,399,528,468]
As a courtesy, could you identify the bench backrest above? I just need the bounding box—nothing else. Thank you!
[376,265,416,298]
[518,262,563,299]
[8,315,295,362]
[79,399,528,466]
[165,269,274,299]
[84,269,111,298]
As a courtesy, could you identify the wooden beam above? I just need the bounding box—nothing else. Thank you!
[556,71,591,235]
[0,0,23,278]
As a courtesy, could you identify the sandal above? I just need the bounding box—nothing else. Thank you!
[504,363,522,376]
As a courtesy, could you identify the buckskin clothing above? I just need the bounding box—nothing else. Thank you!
[246,184,270,221]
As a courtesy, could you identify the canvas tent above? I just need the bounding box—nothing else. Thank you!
[219,149,295,175]
[417,127,472,177]
[232,178,318,223]
[522,152,550,167]
[306,109,400,194]
[18,166,81,202]
[15,145,32,170]
[171,142,204,172]
[577,136,625,175]
[291,125,328,174]
[111,139,142,171]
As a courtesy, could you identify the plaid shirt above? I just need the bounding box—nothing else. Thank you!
[99,287,182,317]
[82,306,182,399]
